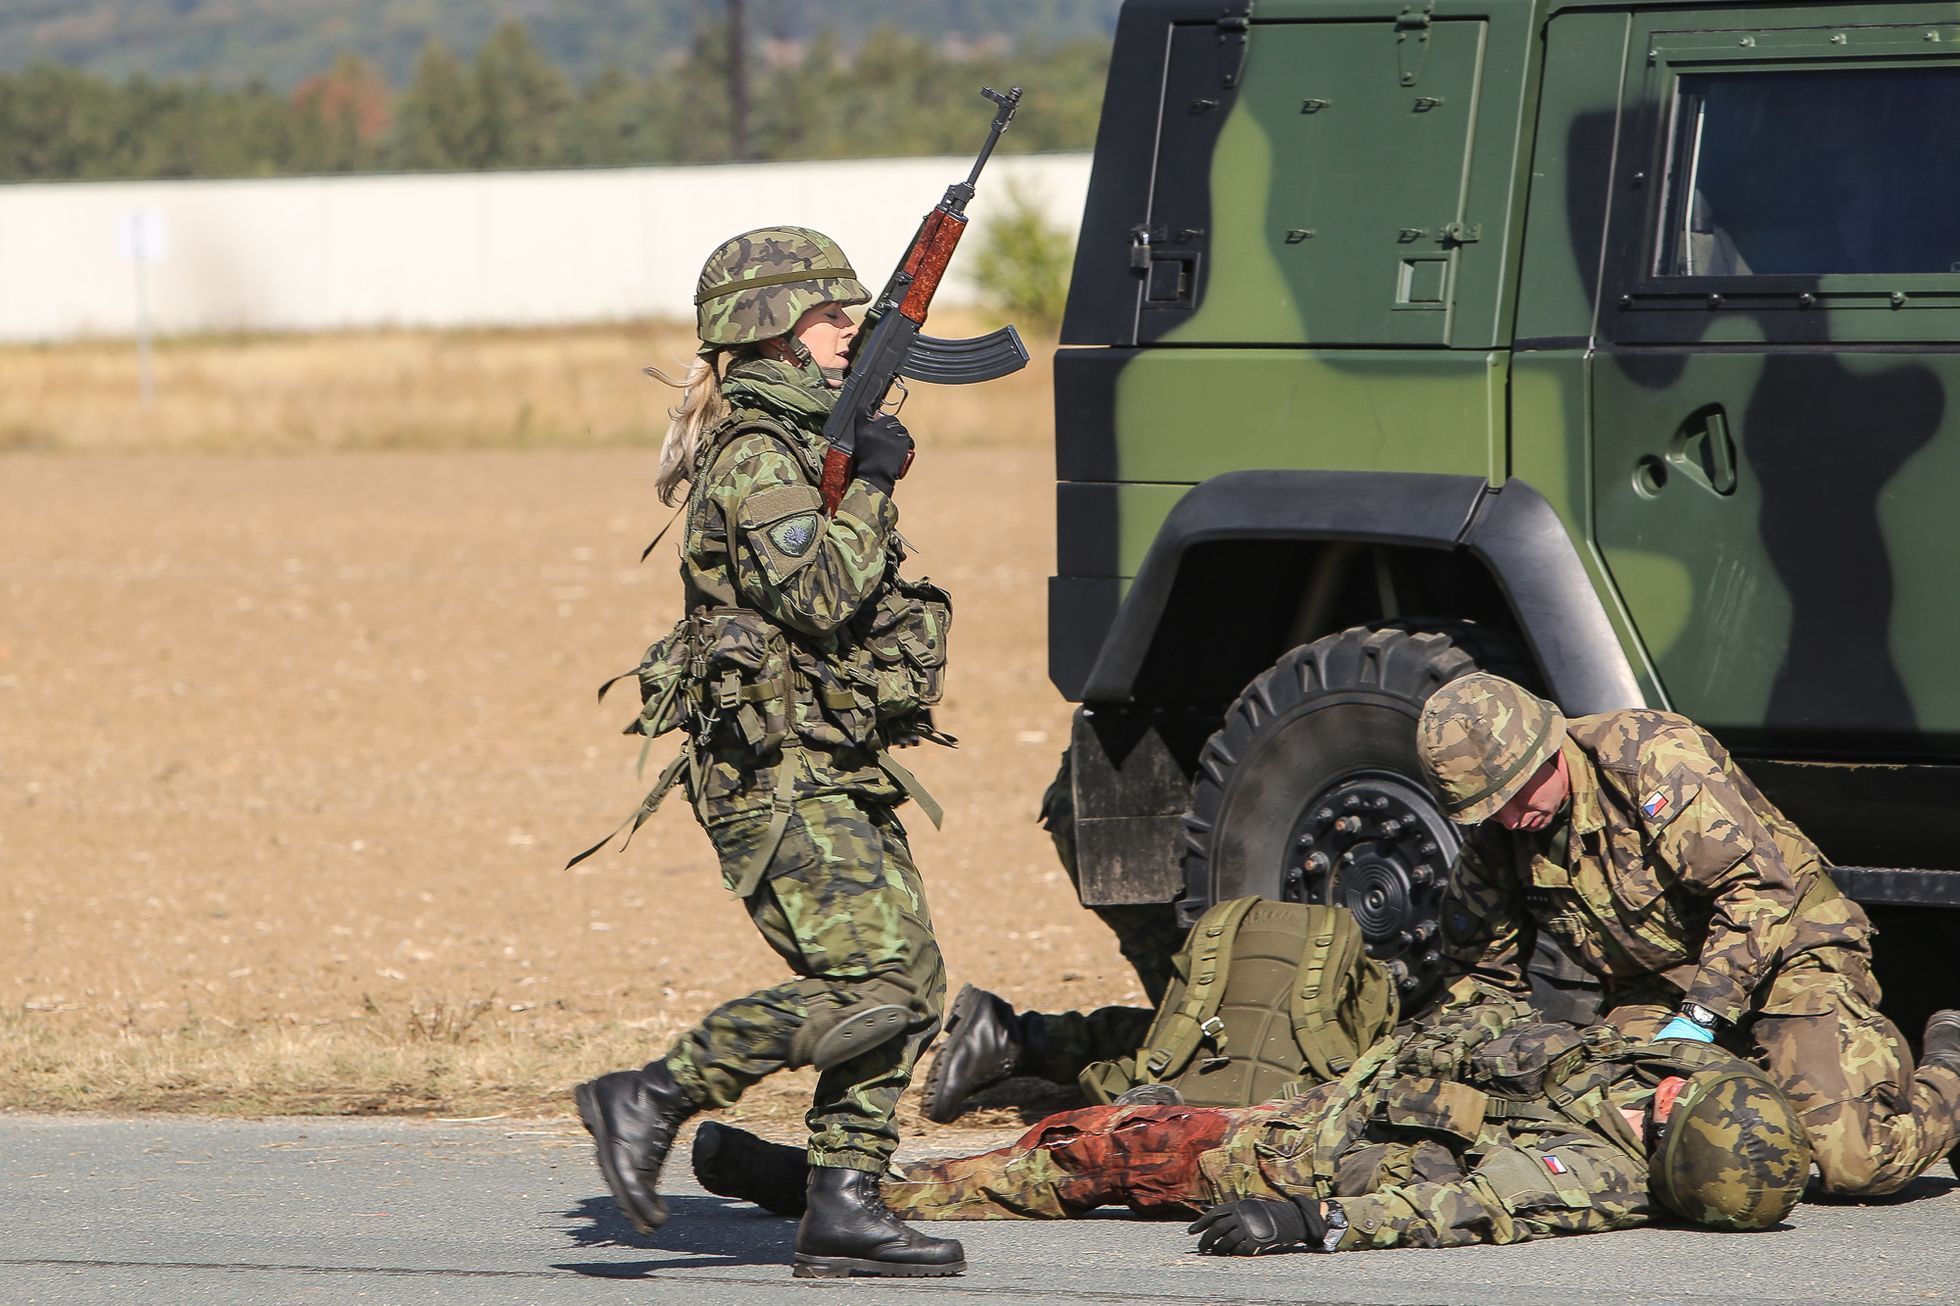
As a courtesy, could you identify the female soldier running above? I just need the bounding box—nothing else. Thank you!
[574,227,961,1280]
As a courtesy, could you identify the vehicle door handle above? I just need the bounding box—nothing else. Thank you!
[1669,406,1738,497]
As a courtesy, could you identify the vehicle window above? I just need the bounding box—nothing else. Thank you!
[1656,66,1960,277]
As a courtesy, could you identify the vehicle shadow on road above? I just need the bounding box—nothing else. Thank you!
[553,1194,797,1276]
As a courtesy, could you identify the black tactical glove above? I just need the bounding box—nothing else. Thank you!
[1188,1195,1328,1256]
[852,413,914,496]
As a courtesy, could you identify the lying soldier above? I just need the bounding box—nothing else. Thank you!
[692,992,1811,1252]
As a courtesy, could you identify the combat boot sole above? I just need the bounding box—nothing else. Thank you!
[574,1077,668,1234]
[793,1253,967,1279]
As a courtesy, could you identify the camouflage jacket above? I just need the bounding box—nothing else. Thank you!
[678,356,908,821]
[1439,709,1869,1023]
[1199,994,1657,1251]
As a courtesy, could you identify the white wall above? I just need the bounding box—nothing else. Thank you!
[0,153,1092,342]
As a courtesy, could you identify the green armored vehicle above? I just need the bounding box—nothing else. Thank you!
[1052,0,1960,1024]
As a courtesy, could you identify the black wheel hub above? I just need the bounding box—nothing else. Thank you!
[1281,772,1460,1009]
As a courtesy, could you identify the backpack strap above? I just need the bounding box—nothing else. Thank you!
[1289,906,1374,1080]
[1136,895,1261,1084]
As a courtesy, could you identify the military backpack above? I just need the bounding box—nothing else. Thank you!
[1080,897,1399,1108]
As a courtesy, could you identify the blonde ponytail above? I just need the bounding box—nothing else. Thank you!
[651,352,729,505]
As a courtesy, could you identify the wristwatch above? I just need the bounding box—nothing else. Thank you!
[1319,1201,1349,1253]
[1678,1001,1720,1030]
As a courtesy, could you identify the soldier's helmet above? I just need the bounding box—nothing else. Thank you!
[694,226,870,347]
[1415,672,1566,824]
[1648,1057,1811,1230]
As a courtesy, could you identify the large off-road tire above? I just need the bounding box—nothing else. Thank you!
[1180,623,1524,1012]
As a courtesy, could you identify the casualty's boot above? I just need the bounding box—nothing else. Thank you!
[574,1060,697,1233]
[793,1166,966,1278]
[1921,1010,1960,1178]
[1923,1009,1960,1076]
[920,984,1029,1123]
[691,1120,810,1217]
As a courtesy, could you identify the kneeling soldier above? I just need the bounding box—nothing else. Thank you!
[1418,673,1960,1198]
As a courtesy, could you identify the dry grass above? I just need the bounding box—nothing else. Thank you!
[0,311,1057,454]
[0,1001,1077,1132]
[0,324,1118,1134]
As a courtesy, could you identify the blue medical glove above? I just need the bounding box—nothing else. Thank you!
[1656,1016,1715,1043]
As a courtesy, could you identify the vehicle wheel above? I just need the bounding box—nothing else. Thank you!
[1179,622,1526,1011]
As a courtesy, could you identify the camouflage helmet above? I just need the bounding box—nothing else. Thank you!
[694,226,870,347]
[1416,672,1566,825]
[1648,1055,1811,1230]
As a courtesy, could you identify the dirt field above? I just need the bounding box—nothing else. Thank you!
[0,326,1126,1133]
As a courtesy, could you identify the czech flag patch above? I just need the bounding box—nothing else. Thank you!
[1543,1154,1569,1175]
[1641,789,1670,821]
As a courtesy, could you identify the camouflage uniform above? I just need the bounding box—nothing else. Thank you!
[651,232,950,1175]
[1424,676,1960,1197]
[883,996,1718,1249]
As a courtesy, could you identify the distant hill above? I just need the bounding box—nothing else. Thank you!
[0,0,1125,90]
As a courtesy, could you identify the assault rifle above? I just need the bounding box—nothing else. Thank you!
[818,85,1030,514]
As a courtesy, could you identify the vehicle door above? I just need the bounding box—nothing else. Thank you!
[1590,6,1960,759]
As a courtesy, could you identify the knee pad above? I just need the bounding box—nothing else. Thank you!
[792,978,924,1071]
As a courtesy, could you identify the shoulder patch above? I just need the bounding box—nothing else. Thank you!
[737,482,827,583]
[1635,764,1701,833]
[768,512,821,558]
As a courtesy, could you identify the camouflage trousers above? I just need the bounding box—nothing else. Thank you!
[881,1102,1253,1220]
[879,1092,1443,1223]
[664,793,946,1173]
[1609,943,1960,1197]
[1022,752,1185,1085]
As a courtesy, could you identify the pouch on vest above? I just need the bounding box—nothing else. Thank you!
[790,640,877,747]
[1379,1076,1490,1146]
[861,576,952,721]
[1467,1023,1588,1099]
[634,618,695,739]
[1079,898,1399,1109]
[596,616,695,742]
[696,606,792,755]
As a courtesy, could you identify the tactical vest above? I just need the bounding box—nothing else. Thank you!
[570,414,951,894]
[1080,898,1400,1108]
[1352,1017,1742,1178]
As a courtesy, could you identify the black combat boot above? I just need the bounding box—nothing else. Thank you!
[691,1120,810,1217]
[793,1166,966,1278]
[574,1060,697,1233]
[1921,1010,1960,1179]
[920,984,1031,1123]
[1923,1010,1960,1075]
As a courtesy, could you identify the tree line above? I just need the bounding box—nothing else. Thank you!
[0,21,1110,183]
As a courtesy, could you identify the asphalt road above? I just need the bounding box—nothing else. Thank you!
[3,1115,1955,1306]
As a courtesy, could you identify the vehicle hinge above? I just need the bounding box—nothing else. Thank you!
[1218,2,1254,89]
[1396,0,1435,31]
[1396,0,1435,86]
[1441,221,1482,245]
